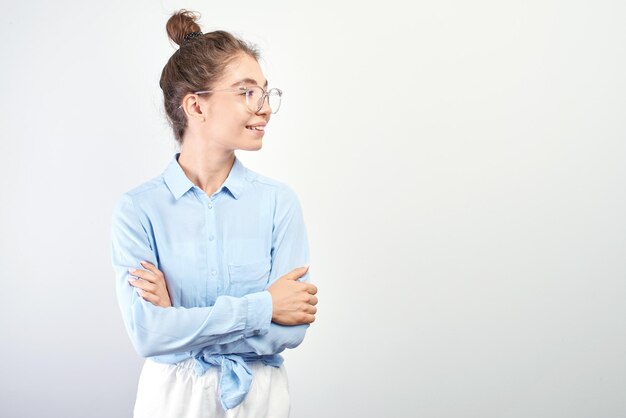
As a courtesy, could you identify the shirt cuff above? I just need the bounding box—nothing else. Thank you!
[243,290,272,337]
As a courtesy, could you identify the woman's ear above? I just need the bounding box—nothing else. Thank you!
[182,95,207,122]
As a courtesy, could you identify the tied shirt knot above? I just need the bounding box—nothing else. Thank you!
[193,352,284,410]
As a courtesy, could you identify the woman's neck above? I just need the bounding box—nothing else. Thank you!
[177,144,235,197]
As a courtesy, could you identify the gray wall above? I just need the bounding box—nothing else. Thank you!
[1,0,625,417]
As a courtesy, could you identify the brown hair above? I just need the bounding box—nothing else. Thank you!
[160,9,260,144]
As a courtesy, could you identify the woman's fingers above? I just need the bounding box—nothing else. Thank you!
[141,291,161,305]
[136,288,162,305]
[139,260,163,278]
[128,262,163,284]
[128,276,157,293]
[128,261,172,308]
[302,313,316,324]
[129,278,168,307]
[304,282,318,295]
[128,267,155,282]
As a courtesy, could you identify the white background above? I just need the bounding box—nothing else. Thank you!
[1,1,625,417]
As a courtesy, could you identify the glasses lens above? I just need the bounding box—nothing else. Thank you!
[268,88,282,114]
[245,86,263,113]
[245,86,282,114]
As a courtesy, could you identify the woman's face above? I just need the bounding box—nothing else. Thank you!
[200,53,272,152]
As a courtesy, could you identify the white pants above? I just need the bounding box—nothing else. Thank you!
[134,358,291,418]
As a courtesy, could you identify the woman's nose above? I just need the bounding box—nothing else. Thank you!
[256,94,272,115]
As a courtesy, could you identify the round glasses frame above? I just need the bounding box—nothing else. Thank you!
[177,86,282,114]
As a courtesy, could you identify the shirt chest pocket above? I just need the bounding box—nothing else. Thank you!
[227,256,271,297]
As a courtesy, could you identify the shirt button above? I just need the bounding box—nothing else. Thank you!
[208,203,213,209]
[209,235,215,241]
[211,270,217,276]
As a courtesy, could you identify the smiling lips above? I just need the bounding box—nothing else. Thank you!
[246,123,266,136]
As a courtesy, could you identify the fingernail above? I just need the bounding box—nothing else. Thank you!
[303,264,310,269]
[128,267,136,273]
[139,261,146,265]
[127,276,137,281]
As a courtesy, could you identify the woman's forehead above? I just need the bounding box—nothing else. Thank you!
[222,54,268,87]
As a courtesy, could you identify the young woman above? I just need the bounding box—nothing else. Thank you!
[110,9,318,418]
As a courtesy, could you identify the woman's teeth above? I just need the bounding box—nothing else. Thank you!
[246,126,265,131]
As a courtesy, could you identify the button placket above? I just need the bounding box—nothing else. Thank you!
[205,195,221,298]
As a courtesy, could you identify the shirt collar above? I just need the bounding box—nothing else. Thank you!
[163,153,246,200]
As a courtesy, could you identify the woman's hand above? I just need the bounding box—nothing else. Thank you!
[268,266,318,326]
[128,261,172,308]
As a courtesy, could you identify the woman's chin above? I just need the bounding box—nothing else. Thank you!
[240,141,263,151]
[248,139,263,151]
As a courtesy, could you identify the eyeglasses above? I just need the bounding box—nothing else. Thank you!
[177,86,282,114]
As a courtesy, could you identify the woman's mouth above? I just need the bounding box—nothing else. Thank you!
[246,124,266,137]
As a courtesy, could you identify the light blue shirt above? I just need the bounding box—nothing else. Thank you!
[110,153,311,410]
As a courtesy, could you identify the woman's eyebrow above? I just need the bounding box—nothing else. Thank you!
[230,78,269,88]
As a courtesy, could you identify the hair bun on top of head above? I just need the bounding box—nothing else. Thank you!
[166,9,203,47]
